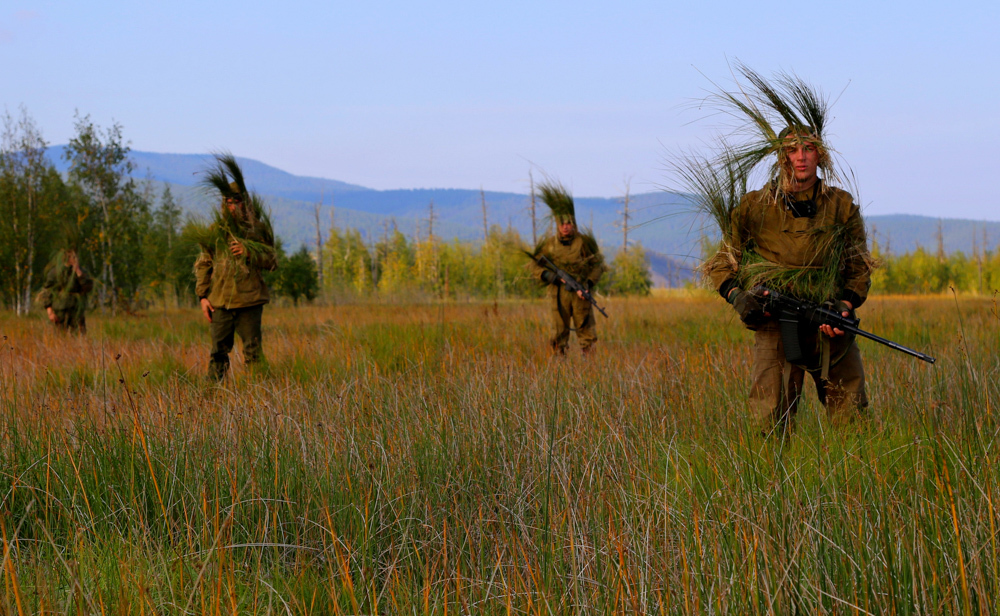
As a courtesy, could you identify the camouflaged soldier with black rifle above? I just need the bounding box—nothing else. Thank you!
[690,66,887,436]
[526,182,607,356]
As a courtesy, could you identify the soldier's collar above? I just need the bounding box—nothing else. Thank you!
[782,181,820,218]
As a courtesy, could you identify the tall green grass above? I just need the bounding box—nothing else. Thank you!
[0,295,996,613]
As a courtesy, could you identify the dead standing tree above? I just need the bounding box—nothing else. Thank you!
[314,192,325,290]
[619,177,632,253]
[529,170,538,247]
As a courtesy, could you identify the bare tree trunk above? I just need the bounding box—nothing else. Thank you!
[529,170,537,247]
[427,200,435,240]
[314,197,324,290]
[481,188,489,242]
[22,177,35,316]
[621,178,631,254]
[10,191,25,315]
[97,193,118,315]
[935,219,945,263]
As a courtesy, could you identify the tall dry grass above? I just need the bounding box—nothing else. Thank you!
[0,293,996,614]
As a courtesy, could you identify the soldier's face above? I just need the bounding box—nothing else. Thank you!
[558,220,576,239]
[784,139,820,186]
[225,197,244,216]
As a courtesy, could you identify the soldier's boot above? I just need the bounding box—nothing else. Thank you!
[207,355,230,382]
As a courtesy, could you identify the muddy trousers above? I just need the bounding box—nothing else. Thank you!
[750,322,867,434]
[208,304,264,380]
[550,286,597,353]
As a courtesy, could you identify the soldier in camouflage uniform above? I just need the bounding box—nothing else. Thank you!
[39,249,94,334]
[680,66,876,436]
[527,182,606,355]
[193,155,278,381]
[707,128,872,433]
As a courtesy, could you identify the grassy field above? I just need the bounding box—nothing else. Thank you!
[0,293,997,614]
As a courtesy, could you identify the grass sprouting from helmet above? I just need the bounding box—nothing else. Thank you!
[701,61,845,193]
[536,180,577,226]
[674,61,869,303]
[187,153,274,266]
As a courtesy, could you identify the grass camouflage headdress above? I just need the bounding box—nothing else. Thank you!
[188,152,274,260]
[702,61,845,195]
[536,180,577,226]
[676,63,867,304]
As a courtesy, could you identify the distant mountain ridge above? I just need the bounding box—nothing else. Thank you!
[43,148,1000,287]
[46,145,370,200]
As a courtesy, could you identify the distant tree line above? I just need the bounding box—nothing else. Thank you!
[871,236,1000,295]
[318,222,652,301]
[0,108,652,314]
[0,109,313,314]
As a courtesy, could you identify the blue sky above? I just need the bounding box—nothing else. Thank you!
[2,0,998,220]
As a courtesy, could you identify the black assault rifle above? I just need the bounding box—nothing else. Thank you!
[533,254,608,318]
[753,287,935,364]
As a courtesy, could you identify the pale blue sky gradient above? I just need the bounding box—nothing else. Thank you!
[2,0,998,219]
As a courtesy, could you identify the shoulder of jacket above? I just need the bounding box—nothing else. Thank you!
[820,185,861,218]
[745,186,772,200]
[822,184,855,202]
[535,235,557,252]
[578,233,600,254]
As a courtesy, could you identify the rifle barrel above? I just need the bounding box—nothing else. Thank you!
[757,287,936,365]
[840,323,936,364]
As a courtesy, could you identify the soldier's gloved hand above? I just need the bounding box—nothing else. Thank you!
[541,270,558,285]
[820,299,855,337]
[727,288,765,327]
[833,299,856,320]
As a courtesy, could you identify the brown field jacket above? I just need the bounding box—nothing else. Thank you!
[708,183,872,308]
[529,233,606,290]
[194,220,277,309]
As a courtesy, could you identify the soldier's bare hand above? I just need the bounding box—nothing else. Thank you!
[229,240,245,257]
[46,306,57,323]
[820,300,852,337]
[200,298,215,322]
[577,290,586,300]
[66,251,83,276]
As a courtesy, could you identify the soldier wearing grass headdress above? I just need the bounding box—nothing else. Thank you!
[527,181,606,355]
[692,64,873,434]
[193,154,278,381]
[39,244,94,334]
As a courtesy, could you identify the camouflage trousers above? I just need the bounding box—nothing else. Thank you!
[550,286,597,354]
[208,304,265,381]
[750,322,867,434]
[53,310,87,335]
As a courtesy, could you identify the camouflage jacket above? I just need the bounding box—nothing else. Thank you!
[39,264,94,313]
[707,183,872,307]
[528,232,606,290]
[194,219,278,309]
